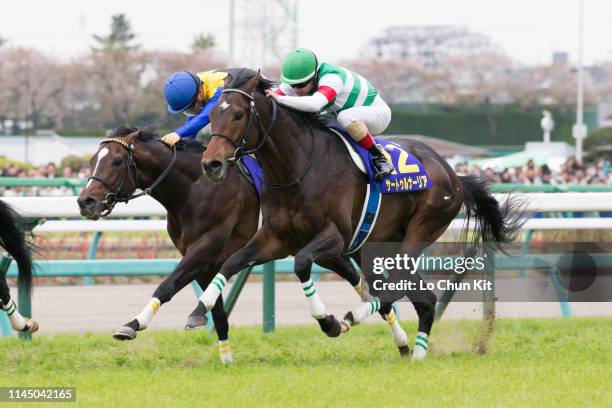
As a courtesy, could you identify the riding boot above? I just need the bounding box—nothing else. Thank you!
[368,144,394,181]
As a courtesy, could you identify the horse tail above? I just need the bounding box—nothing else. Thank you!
[0,200,35,294]
[458,175,527,251]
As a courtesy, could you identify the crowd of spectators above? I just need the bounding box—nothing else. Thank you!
[454,158,612,186]
[2,156,612,197]
[1,162,91,196]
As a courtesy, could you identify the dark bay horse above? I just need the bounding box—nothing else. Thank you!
[200,71,525,360]
[77,126,368,361]
[0,200,38,333]
[77,126,261,362]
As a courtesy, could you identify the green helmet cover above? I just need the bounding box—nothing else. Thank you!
[280,48,318,85]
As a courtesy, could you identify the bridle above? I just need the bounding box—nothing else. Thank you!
[209,88,314,190]
[87,135,177,217]
[209,89,277,163]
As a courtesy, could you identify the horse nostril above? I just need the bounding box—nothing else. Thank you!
[202,160,224,175]
[78,196,96,209]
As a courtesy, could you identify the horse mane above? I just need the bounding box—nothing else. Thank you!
[227,70,325,131]
[226,68,277,94]
[108,126,205,153]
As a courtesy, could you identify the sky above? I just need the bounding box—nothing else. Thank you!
[1,0,612,66]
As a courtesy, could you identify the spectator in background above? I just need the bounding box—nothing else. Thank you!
[62,167,74,178]
[46,162,57,178]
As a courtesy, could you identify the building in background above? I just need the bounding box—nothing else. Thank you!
[361,25,504,69]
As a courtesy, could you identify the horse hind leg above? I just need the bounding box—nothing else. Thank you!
[399,213,456,361]
[185,300,208,330]
[210,296,233,363]
[319,255,410,357]
[316,256,370,301]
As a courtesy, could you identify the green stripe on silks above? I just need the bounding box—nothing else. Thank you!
[212,281,224,292]
[343,73,362,110]
[363,82,377,106]
[302,282,314,292]
[416,335,428,344]
[305,289,316,298]
[415,341,428,351]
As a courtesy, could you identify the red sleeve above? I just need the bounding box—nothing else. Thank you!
[275,88,286,96]
[316,86,337,102]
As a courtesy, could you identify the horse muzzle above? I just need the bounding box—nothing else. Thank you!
[77,195,107,220]
[201,159,229,182]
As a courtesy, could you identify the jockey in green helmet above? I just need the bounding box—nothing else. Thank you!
[266,48,394,180]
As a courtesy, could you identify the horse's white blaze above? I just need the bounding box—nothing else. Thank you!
[86,147,109,188]
[220,101,230,110]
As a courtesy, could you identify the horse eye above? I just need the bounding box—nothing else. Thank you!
[234,111,244,121]
[112,158,122,167]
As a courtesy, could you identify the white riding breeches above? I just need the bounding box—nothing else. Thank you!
[336,95,392,135]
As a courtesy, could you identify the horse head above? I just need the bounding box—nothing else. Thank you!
[77,126,172,219]
[202,71,273,182]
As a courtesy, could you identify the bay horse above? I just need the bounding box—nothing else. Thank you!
[0,199,38,333]
[200,71,525,360]
[77,126,368,362]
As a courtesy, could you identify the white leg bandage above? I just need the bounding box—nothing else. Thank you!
[412,331,429,361]
[353,277,371,302]
[200,274,227,311]
[349,298,380,324]
[302,279,326,319]
[384,309,408,348]
[218,339,233,363]
[3,298,26,331]
[135,298,161,330]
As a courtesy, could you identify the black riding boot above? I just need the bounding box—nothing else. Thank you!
[368,144,394,181]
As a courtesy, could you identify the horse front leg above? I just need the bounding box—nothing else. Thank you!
[199,227,286,311]
[292,223,353,337]
[113,236,222,341]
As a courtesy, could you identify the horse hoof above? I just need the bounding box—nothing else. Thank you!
[340,321,350,334]
[22,319,39,333]
[113,326,137,341]
[184,315,208,331]
[398,345,410,357]
[324,316,342,338]
[343,311,357,326]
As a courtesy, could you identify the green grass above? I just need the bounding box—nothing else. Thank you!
[1,318,611,407]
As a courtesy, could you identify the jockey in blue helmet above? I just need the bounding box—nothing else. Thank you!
[161,70,230,146]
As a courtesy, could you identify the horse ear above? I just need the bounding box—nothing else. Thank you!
[124,129,141,145]
[244,70,262,92]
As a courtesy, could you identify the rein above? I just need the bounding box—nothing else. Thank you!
[87,136,177,216]
[209,88,315,190]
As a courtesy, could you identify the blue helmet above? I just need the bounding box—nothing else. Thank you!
[164,71,201,113]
